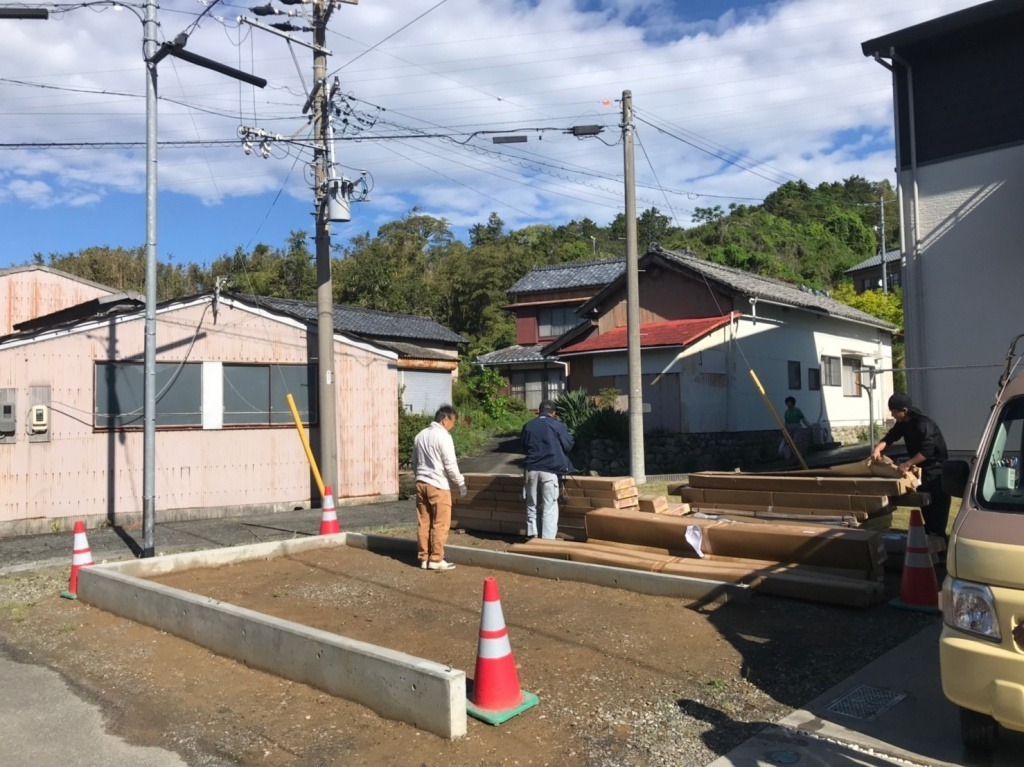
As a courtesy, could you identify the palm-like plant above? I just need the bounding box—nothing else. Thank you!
[552,388,595,436]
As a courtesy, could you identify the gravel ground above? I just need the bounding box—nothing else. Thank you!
[0,521,937,767]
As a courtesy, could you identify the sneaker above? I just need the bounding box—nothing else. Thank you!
[420,559,428,569]
[426,560,456,571]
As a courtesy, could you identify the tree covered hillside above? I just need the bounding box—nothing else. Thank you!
[25,175,900,354]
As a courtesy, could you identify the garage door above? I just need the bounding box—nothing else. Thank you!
[400,370,452,415]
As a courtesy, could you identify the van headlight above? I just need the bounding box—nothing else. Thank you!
[943,580,1001,641]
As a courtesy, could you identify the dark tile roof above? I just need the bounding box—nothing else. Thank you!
[569,248,894,332]
[845,248,901,273]
[649,248,895,330]
[476,345,549,366]
[236,294,466,345]
[379,340,456,362]
[508,258,625,296]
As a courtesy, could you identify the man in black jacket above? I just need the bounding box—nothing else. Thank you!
[521,400,575,540]
[871,392,951,538]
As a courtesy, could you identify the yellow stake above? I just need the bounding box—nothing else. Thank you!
[749,370,809,470]
[287,393,326,497]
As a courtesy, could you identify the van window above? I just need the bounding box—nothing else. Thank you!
[977,396,1024,512]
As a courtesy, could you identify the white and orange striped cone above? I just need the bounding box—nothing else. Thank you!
[466,577,539,725]
[60,520,94,600]
[319,485,341,535]
[890,508,940,614]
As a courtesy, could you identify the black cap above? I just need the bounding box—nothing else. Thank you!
[888,393,913,411]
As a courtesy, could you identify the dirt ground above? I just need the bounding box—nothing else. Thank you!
[0,528,937,767]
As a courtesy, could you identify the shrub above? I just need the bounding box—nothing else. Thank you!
[553,388,596,436]
[577,406,630,445]
[596,386,621,409]
[398,409,431,469]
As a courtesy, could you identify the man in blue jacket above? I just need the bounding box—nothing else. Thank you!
[521,400,576,540]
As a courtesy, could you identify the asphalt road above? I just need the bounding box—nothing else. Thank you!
[0,498,416,577]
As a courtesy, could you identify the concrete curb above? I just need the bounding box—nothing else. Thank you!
[348,533,751,604]
[77,534,468,740]
[75,531,747,741]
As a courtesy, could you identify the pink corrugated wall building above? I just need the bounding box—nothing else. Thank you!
[0,291,400,534]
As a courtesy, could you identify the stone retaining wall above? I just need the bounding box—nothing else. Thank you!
[578,431,781,475]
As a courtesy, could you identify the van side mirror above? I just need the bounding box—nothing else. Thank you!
[943,459,970,497]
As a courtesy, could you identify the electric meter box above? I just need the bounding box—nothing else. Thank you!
[28,385,51,444]
[0,389,15,444]
[29,404,48,434]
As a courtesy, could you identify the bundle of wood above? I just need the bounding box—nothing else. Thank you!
[452,473,641,539]
[509,507,888,607]
[667,462,925,530]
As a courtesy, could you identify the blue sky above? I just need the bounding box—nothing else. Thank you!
[0,0,981,271]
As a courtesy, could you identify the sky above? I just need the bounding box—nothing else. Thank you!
[0,0,984,270]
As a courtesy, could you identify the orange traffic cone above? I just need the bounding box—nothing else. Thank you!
[60,520,94,600]
[319,485,341,535]
[466,577,539,725]
[890,509,940,613]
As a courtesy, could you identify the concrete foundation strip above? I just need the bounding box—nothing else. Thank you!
[77,532,748,740]
[348,534,750,604]
[77,535,467,739]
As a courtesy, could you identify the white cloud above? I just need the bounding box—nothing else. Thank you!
[0,0,983,257]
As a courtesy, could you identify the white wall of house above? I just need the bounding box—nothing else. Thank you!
[588,308,892,435]
[900,143,1024,456]
[0,297,399,531]
[727,308,892,434]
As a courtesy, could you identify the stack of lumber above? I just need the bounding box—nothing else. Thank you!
[668,465,916,530]
[509,507,888,608]
[451,473,641,540]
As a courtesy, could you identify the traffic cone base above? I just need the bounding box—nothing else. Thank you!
[61,520,94,600]
[467,689,538,725]
[888,596,940,614]
[320,485,341,535]
[891,509,940,614]
[467,577,539,725]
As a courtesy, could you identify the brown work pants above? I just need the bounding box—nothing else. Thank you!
[415,481,452,564]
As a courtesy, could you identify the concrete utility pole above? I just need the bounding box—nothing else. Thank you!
[142,0,159,557]
[880,194,888,294]
[621,90,646,484]
[313,0,339,494]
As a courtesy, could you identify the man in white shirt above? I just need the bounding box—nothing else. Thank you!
[412,404,467,571]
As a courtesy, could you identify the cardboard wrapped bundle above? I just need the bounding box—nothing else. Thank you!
[508,536,885,608]
[583,508,887,573]
[667,461,922,529]
[451,473,638,539]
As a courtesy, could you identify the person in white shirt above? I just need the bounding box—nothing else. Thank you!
[412,404,467,571]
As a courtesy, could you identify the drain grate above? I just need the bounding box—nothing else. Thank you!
[825,685,906,721]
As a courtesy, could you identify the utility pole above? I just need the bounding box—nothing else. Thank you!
[313,0,338,494]
[879,194,888,294]
[621,90,646,484]
[142,0,159,558]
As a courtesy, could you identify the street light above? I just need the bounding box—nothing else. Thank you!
[489,125,605,144]
[136,4,266,557]
[151,33,267,88]
[0,7,48,18]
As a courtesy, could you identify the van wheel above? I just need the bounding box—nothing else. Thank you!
[960,706,998,753]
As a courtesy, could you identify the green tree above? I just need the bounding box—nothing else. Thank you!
[333,210,456,318]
